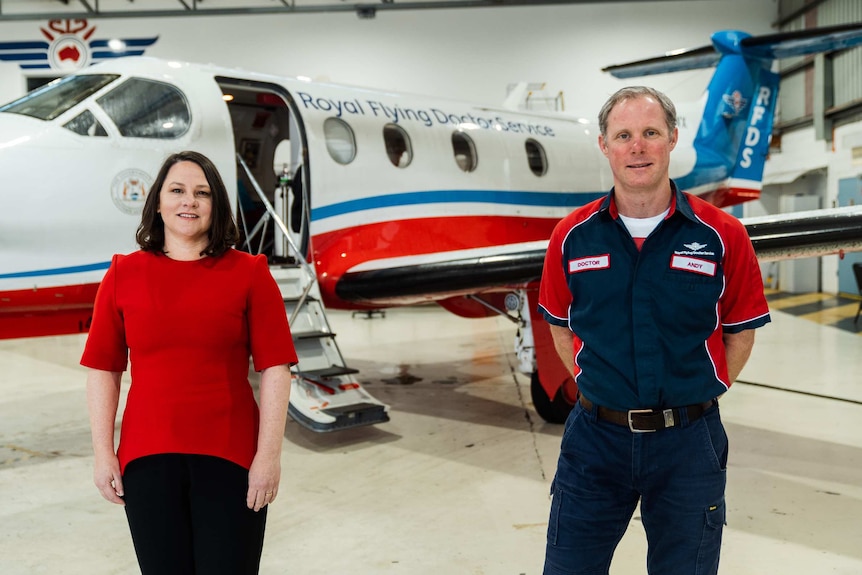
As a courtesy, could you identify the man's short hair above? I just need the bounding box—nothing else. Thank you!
[598,86,678,137]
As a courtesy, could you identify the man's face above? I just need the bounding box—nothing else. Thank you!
[598,96,678,195]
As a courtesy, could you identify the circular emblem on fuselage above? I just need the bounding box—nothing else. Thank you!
[111,169,152,215]
[47,34,91,71]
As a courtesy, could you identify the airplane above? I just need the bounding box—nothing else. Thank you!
[2,23,862,431]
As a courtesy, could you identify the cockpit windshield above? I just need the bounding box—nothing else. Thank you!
[0,74,119,121]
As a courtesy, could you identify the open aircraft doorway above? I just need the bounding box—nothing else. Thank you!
[217,79,389,432]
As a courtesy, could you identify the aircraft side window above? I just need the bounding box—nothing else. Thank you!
[383,123,412,168]
[324,117,356,165]
[452,131,477,172]
[63,110,108,137]
[96,78,190,139]
[525,138,548,176]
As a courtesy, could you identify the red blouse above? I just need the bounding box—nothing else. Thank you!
[81,249,297,474]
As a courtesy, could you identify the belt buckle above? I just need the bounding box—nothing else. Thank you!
[627,409,657,433]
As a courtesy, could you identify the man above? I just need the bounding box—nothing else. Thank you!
[538,86,771,575]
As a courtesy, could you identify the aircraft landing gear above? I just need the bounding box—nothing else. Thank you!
[530,371,574,424]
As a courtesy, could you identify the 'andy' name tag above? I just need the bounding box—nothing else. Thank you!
[670,255,716,276]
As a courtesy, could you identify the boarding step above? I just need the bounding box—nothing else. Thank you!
[289,373,390,432]
[270,262,389,433]
[282,299,329,338]
[270,263,315,301]
[293,330,335,340]
[291,330,354,374]
[301,365,360,378]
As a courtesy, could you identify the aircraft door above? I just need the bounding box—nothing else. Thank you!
[218,81,309,261]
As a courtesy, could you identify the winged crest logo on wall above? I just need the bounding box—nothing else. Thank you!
[43,19,95,71]
[0,19,158,72]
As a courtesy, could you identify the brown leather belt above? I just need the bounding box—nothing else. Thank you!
[579,395,717,433]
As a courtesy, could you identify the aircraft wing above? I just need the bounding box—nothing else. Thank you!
[742,206,862,261]
[335,206,862,306]
[602,21,862,78]
[335,243,547,305]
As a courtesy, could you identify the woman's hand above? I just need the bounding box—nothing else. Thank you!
[93,452,125,505]
[247,452,280,512]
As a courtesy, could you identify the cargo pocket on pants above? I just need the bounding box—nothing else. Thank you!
[697,499,726,575]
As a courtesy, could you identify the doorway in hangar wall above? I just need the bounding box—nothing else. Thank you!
[838,177,862,296]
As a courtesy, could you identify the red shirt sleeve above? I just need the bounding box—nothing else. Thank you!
[80,254,128,372]
[539,219,574,325]
[719,218,771,332]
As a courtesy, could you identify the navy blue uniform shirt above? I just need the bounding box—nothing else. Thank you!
[539,182,771,411]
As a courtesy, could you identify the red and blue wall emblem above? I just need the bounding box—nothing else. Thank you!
[0,19,158,71]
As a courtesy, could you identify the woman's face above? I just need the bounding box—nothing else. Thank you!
[157,161,213,248]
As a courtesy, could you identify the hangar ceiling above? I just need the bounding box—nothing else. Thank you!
[0,0,687,21]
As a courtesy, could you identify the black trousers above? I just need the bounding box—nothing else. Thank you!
[122,453,267,575]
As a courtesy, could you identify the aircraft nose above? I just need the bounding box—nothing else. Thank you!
[0,113,45,147]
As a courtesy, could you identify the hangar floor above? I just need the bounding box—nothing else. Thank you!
[1,296,861,575]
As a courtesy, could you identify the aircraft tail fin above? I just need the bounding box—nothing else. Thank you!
[602,23,862,208]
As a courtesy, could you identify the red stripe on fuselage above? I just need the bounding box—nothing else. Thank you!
[312,215,559,308]
[0,283,99,339]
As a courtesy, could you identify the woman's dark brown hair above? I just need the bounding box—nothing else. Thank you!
[136,150,239,257]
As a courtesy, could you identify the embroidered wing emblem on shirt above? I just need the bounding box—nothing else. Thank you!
[684,242,708,251]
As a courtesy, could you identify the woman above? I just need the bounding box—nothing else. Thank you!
[82,150,297,574]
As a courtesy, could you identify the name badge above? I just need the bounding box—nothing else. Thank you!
[670,255,717,276]
[569,254,610,273]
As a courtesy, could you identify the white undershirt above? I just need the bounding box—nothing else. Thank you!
[619,208,669,241]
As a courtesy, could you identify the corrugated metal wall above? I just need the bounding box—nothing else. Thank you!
[820,0,862,108]
[777,0,862,132]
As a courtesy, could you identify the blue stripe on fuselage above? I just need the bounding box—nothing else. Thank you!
[0,261,111,280]
[311,189,605,221]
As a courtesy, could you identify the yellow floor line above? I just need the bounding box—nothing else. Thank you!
[767,292,835,310]
[798,302,861,324]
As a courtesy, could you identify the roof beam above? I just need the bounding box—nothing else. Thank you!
[0,0,687,22]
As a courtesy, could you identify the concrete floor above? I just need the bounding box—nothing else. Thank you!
[1,303,861,574]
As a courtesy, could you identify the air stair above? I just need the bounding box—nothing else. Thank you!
[237,156,389,432]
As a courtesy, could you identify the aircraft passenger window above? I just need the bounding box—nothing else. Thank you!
[323,117,356,164]
[525,139,548,176]
[383,123,412,168]
[452,131,477,172]
[0,74,119,121]
[97,78,190,139]
[64,110,108,137]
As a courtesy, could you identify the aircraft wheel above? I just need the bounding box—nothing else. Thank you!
[530,371,574,424]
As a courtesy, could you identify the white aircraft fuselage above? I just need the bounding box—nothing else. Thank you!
[0,56,698,337]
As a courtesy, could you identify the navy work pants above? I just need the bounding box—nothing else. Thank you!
[543,400,727,575]
[122,453,267,575]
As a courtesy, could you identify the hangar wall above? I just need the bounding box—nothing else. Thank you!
[0,1,775,116]
[755,0,862,295]
[756,123,862,295]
